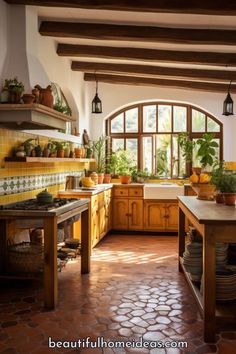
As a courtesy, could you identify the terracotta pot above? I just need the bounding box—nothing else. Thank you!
[57,149,65,158]
[120,175,131,184]
[215,192,224,204]
[223,193,236,206]
[97,173,104,184]
[74,148,82,158]
[43,148,50,158]
[22,94,35,104]
[103,174,111,183]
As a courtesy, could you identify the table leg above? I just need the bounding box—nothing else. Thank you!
[81,208,90,274]
[0,220,8,274]
[178,207,186,271]
[203,227,216,342]
[43,217,58,310]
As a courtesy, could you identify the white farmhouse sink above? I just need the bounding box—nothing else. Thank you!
[144,183,184,199]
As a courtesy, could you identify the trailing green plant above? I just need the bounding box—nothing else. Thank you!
[53,98,72,116]
[177,132,195,163]
[196,133,219,169]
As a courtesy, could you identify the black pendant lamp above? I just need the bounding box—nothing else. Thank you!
[92,77,102,114]
[223,80,234,116]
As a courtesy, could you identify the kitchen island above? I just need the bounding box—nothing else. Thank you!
[0,198,90,310]
[178,196,236,342]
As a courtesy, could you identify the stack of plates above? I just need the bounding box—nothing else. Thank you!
[200,268,236,301]
[216,243,228,268]
[183,242,202,282]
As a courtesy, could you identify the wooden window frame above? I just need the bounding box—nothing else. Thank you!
[106,102,223,178]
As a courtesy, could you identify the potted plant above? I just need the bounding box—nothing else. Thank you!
[132,168,150,183]
[22,138,34,157]
[53,98,72,116]
[115,149,136,184]
[7,77,25,103]
[93,135,107,183]
[52,141,65,158]
[218,173,236,205]
[210,160,225,203]
[196,133,219,171]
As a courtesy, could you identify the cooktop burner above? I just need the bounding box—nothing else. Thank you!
[0,198,79,211]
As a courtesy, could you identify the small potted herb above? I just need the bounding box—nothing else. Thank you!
[218,173,236,205]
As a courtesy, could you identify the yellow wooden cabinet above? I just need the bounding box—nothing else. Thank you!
[144,201,178,231]
[112,186,143,230]
[58,188,112,248]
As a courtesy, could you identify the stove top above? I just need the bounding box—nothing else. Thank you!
[0,198,80,211]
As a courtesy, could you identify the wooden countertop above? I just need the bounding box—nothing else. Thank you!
[178,196,236,224]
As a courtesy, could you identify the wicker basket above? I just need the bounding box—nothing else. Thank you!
[7,242,43,274]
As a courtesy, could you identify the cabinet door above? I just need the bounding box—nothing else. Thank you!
[99,204,106,239]
[165,203,178,231]
[112,199,129,230]
[128,199,143,230]
[144,202,166,230]
[91,196,99,247]
[105,196,112,234]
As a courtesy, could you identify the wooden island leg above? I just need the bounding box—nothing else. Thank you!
[178,207,186,271]
[203,227,216,342]
[43,217,58,310]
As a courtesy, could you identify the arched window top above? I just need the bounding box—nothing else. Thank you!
[106,102,223,178]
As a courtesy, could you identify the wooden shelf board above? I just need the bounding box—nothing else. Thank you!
[5,157,95,163]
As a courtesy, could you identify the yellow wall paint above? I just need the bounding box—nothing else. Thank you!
[0,127,89,204]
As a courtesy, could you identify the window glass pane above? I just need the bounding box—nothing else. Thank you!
[112,139,124,151]
[192,109,205,132]
[172,136,178,178]
[207,117,220,132]
[142,137,152,174]
[127,138,138,165]
[143,105,156,132]
[125,108,138,132]
[156,134,171,177]
[111,113,124,133]
[158,105,172,132]
[173,106,187,132]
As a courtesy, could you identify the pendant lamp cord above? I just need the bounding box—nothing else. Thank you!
[228,80,232,93]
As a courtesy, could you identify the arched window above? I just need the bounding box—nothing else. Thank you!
[106,102,223,178]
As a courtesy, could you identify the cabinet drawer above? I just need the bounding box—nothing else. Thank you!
[113,188,129,197]
[129,188,143,197]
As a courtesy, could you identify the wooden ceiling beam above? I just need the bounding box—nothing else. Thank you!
[5,0,236,16]
[40,21,236,45]
[57,44,236,67]
[84,73,236,92]
[72,61,236,81]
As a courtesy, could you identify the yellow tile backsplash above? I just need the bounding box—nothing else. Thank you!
[0,127,89,205]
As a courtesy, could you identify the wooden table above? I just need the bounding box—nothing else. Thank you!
[0,199,90,310]
[178,196,236,342]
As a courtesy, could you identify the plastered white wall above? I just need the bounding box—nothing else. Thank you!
[87,81,236,161]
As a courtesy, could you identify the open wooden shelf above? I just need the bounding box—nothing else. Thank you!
[0,103,76,130]
[5,157,95,163]
[179,257,236,324]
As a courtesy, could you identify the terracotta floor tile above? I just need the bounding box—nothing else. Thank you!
[0,235,236,354]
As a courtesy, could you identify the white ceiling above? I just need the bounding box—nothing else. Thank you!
[34,6,236,77]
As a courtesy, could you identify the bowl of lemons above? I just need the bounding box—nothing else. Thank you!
[190,173,216,200]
